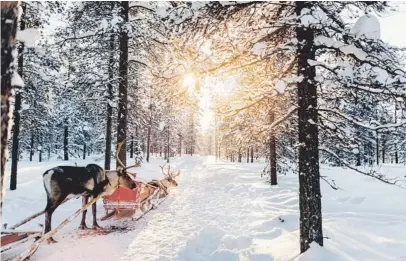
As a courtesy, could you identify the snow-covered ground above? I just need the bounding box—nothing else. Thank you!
[2,156,406,261]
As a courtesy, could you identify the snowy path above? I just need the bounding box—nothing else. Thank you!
[121,157,297,261]
[2,156,406,261]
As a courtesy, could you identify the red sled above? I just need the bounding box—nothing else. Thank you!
[101,181,160,220]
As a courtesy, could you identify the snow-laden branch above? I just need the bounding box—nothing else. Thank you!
[320,146,405,186]
[318,108,406,131]
[268,106,297,130]
[313,63,406,99]
[129,60,180,80]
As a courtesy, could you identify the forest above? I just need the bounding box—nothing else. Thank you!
[1,1,406,261]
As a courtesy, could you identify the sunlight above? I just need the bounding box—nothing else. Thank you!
[182,73,196,94]
[199,87,215,132]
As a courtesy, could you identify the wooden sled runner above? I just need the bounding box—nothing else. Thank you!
[1,230,42,253]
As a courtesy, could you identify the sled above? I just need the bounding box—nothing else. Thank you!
[101,181,163,221]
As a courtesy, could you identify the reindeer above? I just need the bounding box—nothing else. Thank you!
[133,165,180,215]
[42,140,137,243]
[147,165,180,199]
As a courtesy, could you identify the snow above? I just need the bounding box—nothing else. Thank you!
[339,44,368,61]
[158,121,166,131]
[314,36,368,60]
[274,80,286,94]
[300,8,327,27]
[11,72,24,87]
[251,42,267,57]
[295,242,343,261]
[351,14,381,40]
[16,28,41,47]
[371,66,389,84]
[2,156,406,261]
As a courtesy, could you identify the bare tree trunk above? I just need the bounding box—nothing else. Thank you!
[146,126,151,162]
[116,1,129,167]
[82,143,86,160]
[250,146,254,163]
[376,130,379,165]
[1,0,19,218]
[269,111,277,185]
[104,32,115,170]
[130,135,134,158]
[179,135,182,157]
[39,148,42,162]
[356,144,361,166]
[247,147,249,163]
[167,126,170,163]
[29,130,34,161]
[395,143,398,164]
[296,1,323,253]
[382,135,386,164]
[64,122,68,161]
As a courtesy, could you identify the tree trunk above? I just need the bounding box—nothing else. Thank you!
[179,135,182,157]
[167,126,170,163]
[104,32,115,170]
[130,135,134,158]
[116,1,129,167]
[247,147,249,163]
[376,130,379,165]
[10,92,21,190]
[269,111,277,185]
[29,131,34,161]
[64,123,68,161]
[250,146,254,163]
[296,1,323,253]
[382,135,385,164]
[356,144,361,166]
[146,126,151,162]
[395,143,398,164]
[83,143,86,160]
[10,3,25,191]
[1,1,19,215]
[39,148,42,162]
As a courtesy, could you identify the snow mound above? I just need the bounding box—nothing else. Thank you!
[295,242,345,261]
[351,14,381,40]
[209,249,239,261]
[221,235,252,250]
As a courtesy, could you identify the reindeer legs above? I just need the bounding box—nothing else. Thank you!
[91,199,103,230]
[44,194,66,243]
[79,196,90,229]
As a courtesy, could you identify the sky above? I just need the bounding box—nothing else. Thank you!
[378,2,406,47]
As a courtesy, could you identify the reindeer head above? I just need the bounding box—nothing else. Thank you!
[160,165,180,187]
[117,170,137,189]
[114,139,139,190]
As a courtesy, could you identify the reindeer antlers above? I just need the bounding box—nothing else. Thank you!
[116,138,140,171]
[159,164,180,179]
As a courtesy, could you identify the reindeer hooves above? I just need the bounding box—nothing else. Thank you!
[47,237,57,244]
[78,224,90,230]
[92,224,103,231]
